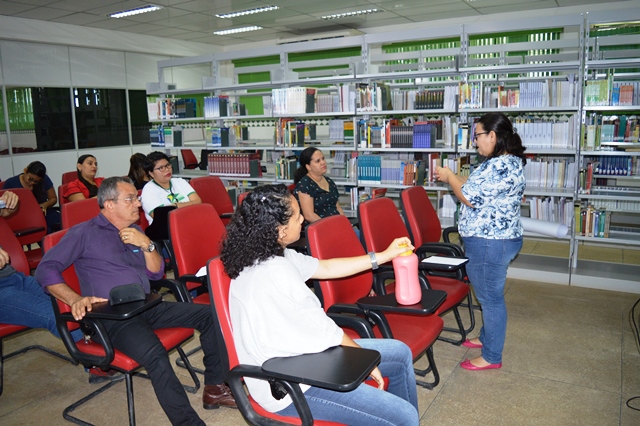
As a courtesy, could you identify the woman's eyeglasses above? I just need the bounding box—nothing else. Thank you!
[153,163,172,172]
[474,131,489,141]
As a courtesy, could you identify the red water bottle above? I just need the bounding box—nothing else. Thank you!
[393,246,421,305]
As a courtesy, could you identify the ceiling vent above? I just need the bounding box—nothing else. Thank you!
[277,29,363,45]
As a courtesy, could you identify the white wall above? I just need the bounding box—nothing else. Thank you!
[0,39,176,191]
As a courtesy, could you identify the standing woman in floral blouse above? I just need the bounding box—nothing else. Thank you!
[436,112,526,371]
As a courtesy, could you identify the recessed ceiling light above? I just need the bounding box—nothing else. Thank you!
[216,5,279,19]
[321,9,380,20]
[213,26,263,35]
[109,4,163,19]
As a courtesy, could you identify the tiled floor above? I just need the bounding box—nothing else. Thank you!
[2,278,640,425]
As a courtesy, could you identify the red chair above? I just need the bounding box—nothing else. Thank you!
[0,218,74,397]
[61,171,77,185]
[207,256,378,426]
[400,186,476,334]
[58,184,70,206]
[0,188,46,270]
[307,215,445,388]
[61,197,100,229]
[358,197,471,345]
[189,176,234,225]
[168,203,226,305]
[181,149,199,170]
[43,229,200,425]
[236,191,249,207]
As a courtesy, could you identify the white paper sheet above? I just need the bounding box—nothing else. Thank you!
[421,256,468,266]
[196,266,207,277]
[521,217,568,238]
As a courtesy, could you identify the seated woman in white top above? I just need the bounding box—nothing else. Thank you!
[140,151,201,225]
[220,184,420,426]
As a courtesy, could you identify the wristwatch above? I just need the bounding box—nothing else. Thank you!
[368,252,379,270]
[143,242,156,253]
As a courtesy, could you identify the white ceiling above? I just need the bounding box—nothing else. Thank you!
[0,0,618,47]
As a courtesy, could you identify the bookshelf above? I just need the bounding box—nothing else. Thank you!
[145,7,640,291]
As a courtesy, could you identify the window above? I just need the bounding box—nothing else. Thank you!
[74,88,129,148]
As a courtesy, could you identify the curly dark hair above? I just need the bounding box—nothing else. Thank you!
[477,112,527,165]
[221,184,293,279]
[293,147,319,184]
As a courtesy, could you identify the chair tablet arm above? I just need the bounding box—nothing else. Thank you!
[442,226,460,244]
[150,279,191,303]
[415,242,463,258]
[220,212,234,219]
[227,364,313,426]
[327,313,374,338]
[56,312,115,370]
[327,303,367,316]
[13,226,46,237]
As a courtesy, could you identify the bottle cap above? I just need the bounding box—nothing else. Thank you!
[398,243,413,256]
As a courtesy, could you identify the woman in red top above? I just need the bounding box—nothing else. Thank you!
[64,154,104,202]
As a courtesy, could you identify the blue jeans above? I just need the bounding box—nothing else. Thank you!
[462,236,522,364]
[0,271,83,341]
[277,339,419,426]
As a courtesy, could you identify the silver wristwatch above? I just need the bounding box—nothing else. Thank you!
[368,252,379,270]
[143,242,156,253]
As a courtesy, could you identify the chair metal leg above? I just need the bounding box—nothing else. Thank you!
[175,345,205,376]
[62,379,121,425]
[1,342,77,397]
[437,306,467,345]
[414,347,439,390]
[125,373,136,426]
[176,346,201,394]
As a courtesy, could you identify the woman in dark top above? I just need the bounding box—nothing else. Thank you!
[3,161,60,233]
[293,147,345,224]
[127,153,151,190]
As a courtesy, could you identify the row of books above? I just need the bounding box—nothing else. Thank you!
[349,187,388,211]
[583,115,640,148]
[356,82,391,112]
[610,82,639,106]
[274,119,319,147]
[274,156,298,180]
[583,156,639,176]
[527,196,573,226]
[272,87,318,115]
[204,96,228,118]
[483,79,577,109]
[524,158,576,189]
[357,121,438,149]
[205,127,230,147]
[574,204,612,238]
[389,87,458,110]
[588,198,640,212]
[148,98,197,120]
[512,115,577,149]
[207,153,262,177]
[584,76,639,107]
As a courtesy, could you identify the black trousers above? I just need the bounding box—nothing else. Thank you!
[101,302,227,426]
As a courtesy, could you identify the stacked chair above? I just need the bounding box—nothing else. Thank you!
[306,214,445,388]
[358,197,473,345]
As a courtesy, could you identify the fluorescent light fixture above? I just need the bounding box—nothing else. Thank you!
[321,8,380,20]
[109,4,163,18]
[213,26,263,35]
[216,5,279,19]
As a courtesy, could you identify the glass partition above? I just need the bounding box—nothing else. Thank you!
[74,88,129,148]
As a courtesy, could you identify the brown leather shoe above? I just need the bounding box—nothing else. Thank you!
[203,384,237,410]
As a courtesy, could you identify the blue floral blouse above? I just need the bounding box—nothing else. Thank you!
[459,155,525,239]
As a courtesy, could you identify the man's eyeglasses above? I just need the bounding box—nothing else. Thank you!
[114,196,141,204]
[474,131,489,141]
[154,163,172,172]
